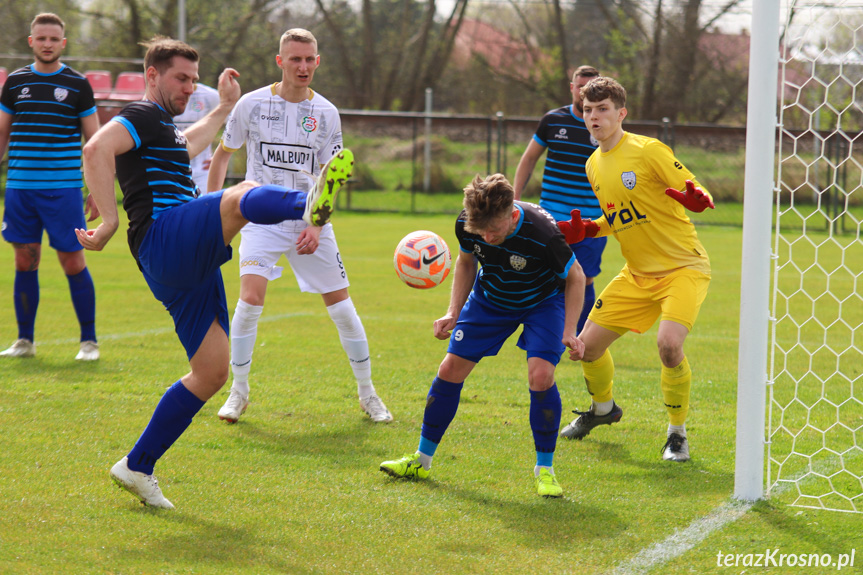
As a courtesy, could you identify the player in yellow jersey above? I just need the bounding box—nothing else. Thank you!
[556,77,714,462]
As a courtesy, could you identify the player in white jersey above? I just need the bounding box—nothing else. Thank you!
[207,28,393,424]
[172,83,220,192]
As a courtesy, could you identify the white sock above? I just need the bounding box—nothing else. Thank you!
[231,299,263,395]
[668,423,686,438]
[592,399,614,416]
[418,452,433,470]
[326,298,375,397]
[534,465,554,477]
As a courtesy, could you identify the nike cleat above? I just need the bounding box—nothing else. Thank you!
[380,452,430,480]
[560,401,623,440]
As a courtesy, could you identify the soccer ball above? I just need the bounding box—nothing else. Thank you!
[393,230,452,289]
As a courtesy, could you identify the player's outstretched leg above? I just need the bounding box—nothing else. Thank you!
[303,149,354,227]
[559,401,623,440]
[109,457,174,509]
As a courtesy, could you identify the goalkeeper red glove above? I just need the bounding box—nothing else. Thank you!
[557,209,599,244]
[665,180,715,212]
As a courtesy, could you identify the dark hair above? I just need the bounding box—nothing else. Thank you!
[581,76,627,109]
[572,65,599,81]
[463,173,514,233]
[140,36,199,74]
[31,13,65,33]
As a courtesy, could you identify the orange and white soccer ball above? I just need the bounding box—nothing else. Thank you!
[393,230,452,289]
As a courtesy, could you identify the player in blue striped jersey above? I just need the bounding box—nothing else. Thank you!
[0,13,101,360]
[77,37,351,509]
[514,65,607,335]
[380,174,586,498]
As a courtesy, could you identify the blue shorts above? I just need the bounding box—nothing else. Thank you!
[2,187,86,252]
[571,236,607,279]
[137,191,232,360]
[447,283,566,366]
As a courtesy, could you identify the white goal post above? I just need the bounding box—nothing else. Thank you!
[736,0,863,513]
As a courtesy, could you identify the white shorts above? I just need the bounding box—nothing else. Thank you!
[237,221,349,294]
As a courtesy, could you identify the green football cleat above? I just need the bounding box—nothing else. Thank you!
[535,468,563,498]
[380,452,430,480]
[303,149,354,226]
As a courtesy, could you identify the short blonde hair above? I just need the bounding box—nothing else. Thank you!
[280,28,317,52]
[31,13,65,33]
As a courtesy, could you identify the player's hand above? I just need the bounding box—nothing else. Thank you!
[84,194,101,222]
[217,68,241,108]
[296,225,322,255]
[557,209,599,244]
[564,334,585,361]
[75,222,117,251]
[665,180,714,212]
[433,314,457,340]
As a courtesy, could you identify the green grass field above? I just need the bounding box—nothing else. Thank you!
[1,207,860,574]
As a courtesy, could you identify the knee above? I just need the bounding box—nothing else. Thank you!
[527,364,556,391]
[657,340,684,368]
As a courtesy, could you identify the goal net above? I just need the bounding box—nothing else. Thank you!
[767,0,863,512]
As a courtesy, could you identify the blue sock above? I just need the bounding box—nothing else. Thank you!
[239,184,307,224]
[530,383,561,460]
[420,377,463,444]
[67,267,96,342]
[536,451,554,468]
[127,381,206,475]
[418,436,439,458]
[14,270,39,341]
[578,282,596,335]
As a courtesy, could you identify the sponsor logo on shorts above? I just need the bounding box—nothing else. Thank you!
[54,87,68,102]
[261,142,313,172]
[240,258,268,269]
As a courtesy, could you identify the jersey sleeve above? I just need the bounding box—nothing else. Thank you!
[111,103,160,150]
[645,140,698,191]
[532,113,551,147]
[220,96,249,152]
[0,78,15,114]
[77,77,97,117]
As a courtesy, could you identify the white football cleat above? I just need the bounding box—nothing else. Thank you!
[110,457,174,509]
[360,393,393,423]
[661,432,690,462]
[218,389,249,423]
[0,338,35,358]
[75,340,100,361]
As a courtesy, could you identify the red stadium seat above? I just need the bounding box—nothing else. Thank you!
[0,67,8,89]
[85,70,113,100]
[108,71,146,101]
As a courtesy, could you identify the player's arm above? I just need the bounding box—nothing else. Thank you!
[665,179,715,212]
[81,112,103,221]
[433,250,477,340]
[513,139,545,200]
[0,109,12,160]
[207,144,235,192]
[76,122,135,251]
[183,68,240,159]
[563,259,586,361]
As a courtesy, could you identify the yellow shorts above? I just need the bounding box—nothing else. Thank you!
[588,266,711,334]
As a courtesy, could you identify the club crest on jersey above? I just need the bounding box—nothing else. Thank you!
[54,87,69,102]
[510,255,527,271]
[191,100,205,112]
[302,116,317,132]
[621,171,637,190]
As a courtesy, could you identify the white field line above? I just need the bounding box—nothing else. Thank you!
[611,499,753,575]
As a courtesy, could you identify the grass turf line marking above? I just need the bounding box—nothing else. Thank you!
[612,499,753,575]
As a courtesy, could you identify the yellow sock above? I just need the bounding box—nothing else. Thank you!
[582,348,614,404]
[661,356,691,426]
